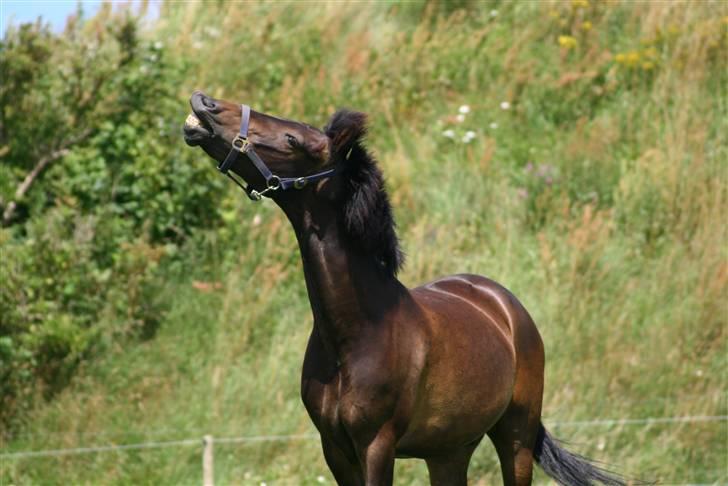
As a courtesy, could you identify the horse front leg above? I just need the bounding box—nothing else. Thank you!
[321,435,365,486]
[356,424,396,486]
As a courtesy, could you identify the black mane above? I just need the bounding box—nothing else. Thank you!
[325,110,404,276]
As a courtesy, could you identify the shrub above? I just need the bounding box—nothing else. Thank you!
[0,7,224,434]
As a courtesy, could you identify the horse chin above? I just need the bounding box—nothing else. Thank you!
[183,125,227,164]
[183,129,210,146]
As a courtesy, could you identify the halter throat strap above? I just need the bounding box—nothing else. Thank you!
[217,104,336,201]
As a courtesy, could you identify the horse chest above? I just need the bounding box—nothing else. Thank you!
[302,364,401,439]
[301,371,340,428]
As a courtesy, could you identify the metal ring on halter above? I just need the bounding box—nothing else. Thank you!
[266,175,281,190]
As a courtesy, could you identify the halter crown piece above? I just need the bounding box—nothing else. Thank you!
[217,104,336,201]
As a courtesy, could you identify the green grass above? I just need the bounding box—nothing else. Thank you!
[2,1,727,484]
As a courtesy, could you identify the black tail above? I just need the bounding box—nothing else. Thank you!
[533,423,626,486]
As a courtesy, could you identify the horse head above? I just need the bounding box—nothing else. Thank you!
[184,91,367,203]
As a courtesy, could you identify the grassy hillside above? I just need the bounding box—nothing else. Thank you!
[2,1,727,484]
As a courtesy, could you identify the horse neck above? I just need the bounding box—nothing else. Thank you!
[278,196,403,358]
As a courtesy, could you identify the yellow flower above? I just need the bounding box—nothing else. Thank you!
[625,51,640,66]
[615,51,641,68]
[642,47,658,58]
[581,21,593,31]
[558,35,578,49]
[571,0,589,8]
[641,62,655,70]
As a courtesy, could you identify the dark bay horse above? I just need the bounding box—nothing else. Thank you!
[183,91,625,486]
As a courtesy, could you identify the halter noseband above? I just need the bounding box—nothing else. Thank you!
[217,104,336,201]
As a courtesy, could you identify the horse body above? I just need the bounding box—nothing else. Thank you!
[184,93,627,485]
[300,260,545,484]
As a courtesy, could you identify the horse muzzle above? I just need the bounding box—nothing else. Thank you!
[183,91,217,146]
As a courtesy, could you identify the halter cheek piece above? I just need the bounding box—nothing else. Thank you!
[217,104,336,201]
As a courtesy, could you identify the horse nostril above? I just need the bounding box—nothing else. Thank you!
[202,97,216,109]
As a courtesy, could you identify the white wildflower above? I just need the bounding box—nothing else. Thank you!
[252,214,262,226]
[204,26,221,38]
[462,131,476,143]
[455,114,465,123]
[458,104,470,114]
[442,129,455,139]
[192,40,204,50]
[597,438,606,451]
[500,101,511,110]
[695,369,704,377]
[489,122,498,129]
[490,9,498,17]
[153,41,163,50]
[317,476,326,483]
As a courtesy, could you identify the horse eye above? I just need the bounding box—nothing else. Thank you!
[285,134,299,147]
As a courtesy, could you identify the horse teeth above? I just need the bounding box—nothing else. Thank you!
[185,113,201,127]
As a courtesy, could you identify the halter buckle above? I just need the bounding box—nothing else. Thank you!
[293,177,306,189]
[232,135,251,152]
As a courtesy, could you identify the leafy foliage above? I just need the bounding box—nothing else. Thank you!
[0,7,224,433]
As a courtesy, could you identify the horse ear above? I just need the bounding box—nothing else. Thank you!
[325,109,367,158]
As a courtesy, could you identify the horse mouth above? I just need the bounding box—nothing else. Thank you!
[183,112,213,146]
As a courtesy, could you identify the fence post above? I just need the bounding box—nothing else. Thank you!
[203,435,214,486]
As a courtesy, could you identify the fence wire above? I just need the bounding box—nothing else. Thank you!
[6,392,724,443]
[1,414,726,460]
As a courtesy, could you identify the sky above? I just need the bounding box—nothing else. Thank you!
[0,0,159,38]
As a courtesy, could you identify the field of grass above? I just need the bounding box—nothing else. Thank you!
[2,1,726,484]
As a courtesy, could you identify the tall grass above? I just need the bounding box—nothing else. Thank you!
[2,1,726,484]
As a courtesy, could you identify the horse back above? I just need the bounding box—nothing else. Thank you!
[413,273,527,342]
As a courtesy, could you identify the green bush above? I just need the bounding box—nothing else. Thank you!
[0,7,225,434]
[0,206,170,432]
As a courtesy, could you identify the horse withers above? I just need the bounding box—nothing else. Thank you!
[183,91,626,486]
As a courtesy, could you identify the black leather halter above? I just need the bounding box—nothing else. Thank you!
[217,104,336,201]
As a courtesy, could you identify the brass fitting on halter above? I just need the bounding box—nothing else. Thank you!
[232,135,251,153]
[248,175,281,201]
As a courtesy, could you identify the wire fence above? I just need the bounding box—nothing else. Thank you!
[6,392,723,443]
[2,414,726,484]
[2,414,727,459]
